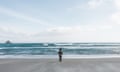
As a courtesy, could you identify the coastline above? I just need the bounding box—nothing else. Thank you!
[0,54,120,59]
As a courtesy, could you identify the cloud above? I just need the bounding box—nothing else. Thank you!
[111,12,120,24]
[67,0,104,11]
[113,0,120,9]
[0,1,120,42]
[0,6,52,26]
[0,27,29,42]
[88,0,104,9]
[111,0,120,25]
[0,25,112,42]
[32,25,114,42]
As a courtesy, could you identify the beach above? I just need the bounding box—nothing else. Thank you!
[0,58,120,72]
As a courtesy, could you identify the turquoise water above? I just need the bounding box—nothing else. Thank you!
[0,43,120,56]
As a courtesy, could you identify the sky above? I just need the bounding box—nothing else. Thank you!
[0,0,120,42]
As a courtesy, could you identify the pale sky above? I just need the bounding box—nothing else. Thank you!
[0,0,120,42]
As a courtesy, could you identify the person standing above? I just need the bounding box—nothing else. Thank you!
[58,48,63,62]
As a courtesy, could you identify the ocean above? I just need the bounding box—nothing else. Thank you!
[0,43,120,58]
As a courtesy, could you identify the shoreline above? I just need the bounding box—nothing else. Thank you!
[0,54,120,59]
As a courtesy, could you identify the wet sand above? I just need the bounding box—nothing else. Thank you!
[0,58,120,72]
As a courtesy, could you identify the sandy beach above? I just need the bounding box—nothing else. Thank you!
[0,58,120,72]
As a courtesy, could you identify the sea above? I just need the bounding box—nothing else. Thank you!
[0,43,120,58]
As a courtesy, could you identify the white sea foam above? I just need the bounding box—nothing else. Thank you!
[0,55,120,59]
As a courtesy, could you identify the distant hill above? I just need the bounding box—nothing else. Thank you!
[5,40,12,44]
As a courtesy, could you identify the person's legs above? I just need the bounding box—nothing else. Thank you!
[59,55,62,62]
